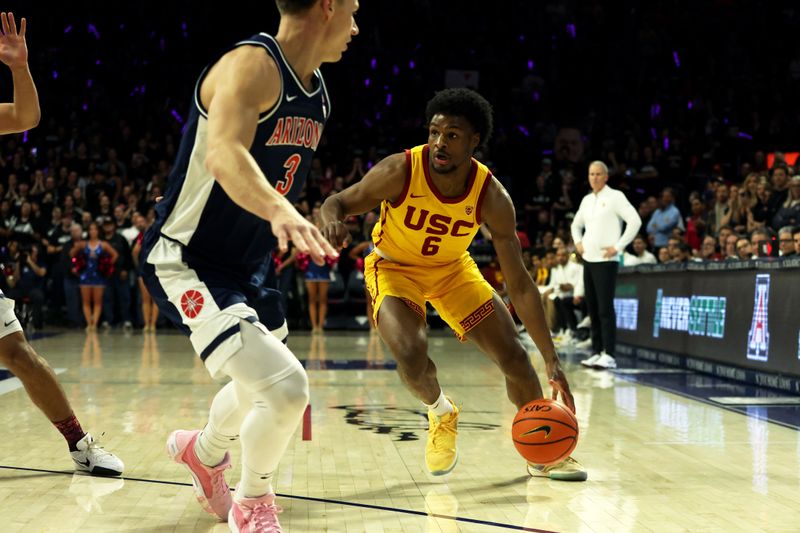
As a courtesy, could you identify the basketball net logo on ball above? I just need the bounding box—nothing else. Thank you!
[512,399,578,465]
[180,290,204,318]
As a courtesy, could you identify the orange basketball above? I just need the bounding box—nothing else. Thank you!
[511,399,578,465]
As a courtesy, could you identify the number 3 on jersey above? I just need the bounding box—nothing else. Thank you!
[276,154,301,195]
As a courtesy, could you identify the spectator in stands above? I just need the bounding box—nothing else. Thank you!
[552,170,578,224]
[7,243,46,329]
[768,165,790,222]
[720,185,746,233]
[794,227,800,256]
[685,196,708,250]
[100,217,132,330]
[750,228,770,258]
[12,201,35,243]
[672,241,692,263]
[724,233,739,259]
[772,175,800,229]
[666,235,682,260]
[699,235,720,261]
[749,180,773,232]
[646,188,681,249]
[658,247,671,263]
[42,211,74,319]
[130,213,158,332]
[532,251,550,286]
[623,235,657,266]
[60,223,84,327]
[708,182,729,235]
[542,247,583,344]
[778,226,796,257]
[717,225,733,253]
[736,237,753,260]
[637,196,658,230]
[524,172,554,230]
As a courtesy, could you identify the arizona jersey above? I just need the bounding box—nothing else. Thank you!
[150,33,330,279]
[372,145,492,267]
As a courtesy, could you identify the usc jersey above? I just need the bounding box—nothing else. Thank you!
[372,144,492,266]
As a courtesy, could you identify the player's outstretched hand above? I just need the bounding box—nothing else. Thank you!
[546,359,576,414]
[0,13,28,69]
[320,220,351,249]
[271,203,338,265]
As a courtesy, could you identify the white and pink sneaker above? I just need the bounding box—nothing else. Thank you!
[166,429,232,520]
[229,492,283,533]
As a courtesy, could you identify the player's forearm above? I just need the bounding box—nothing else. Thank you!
[206,144,293,223]
[320,195,346,225]
[510,283,560,364]
[9,64,40,131]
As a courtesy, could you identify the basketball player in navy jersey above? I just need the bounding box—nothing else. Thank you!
[139,1,358,530]
[0,12,123,476]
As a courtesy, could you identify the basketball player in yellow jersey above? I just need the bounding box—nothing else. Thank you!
[321,88,586,481]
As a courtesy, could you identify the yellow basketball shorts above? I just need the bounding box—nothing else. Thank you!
[364,251,495,341]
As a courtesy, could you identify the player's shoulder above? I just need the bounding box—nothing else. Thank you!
[380,152,409,175]
[219,45,279,81]
[208,45,281,108]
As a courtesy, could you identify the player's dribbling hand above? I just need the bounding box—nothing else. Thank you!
[271,203,338,266]
[320,220,350,249]
[546,359,576,414]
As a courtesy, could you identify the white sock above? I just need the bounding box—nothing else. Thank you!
[195,380,250,467]
[425,390,454,417]
[238,462,274,501]
[195,421,237,467]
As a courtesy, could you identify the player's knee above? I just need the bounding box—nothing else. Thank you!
[0,337,42,377]
[496,340,534,376]
[257,369,309,421]
[388,328,427,363]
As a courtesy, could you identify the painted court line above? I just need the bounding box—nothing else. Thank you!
[0,464,558,532]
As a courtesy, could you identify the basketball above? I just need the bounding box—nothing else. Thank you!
[511,399,578,466]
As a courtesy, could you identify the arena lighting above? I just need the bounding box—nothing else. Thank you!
[767,152,799,168]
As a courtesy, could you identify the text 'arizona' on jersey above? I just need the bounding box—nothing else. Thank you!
[151,32,330,277]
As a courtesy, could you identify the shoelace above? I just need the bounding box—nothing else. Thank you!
[86,436,114,459]
[429,416,456,450]
[250,502,283,531]
[209,463,228,494]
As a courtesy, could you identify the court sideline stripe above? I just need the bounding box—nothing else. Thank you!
[0,464,558,532]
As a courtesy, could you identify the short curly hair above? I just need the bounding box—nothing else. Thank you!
[425,88,494,147]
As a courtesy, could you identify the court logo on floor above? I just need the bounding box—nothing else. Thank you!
[331,404,500,442]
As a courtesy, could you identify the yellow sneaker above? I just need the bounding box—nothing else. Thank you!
[425,400,459,475]
[527,456,587,481]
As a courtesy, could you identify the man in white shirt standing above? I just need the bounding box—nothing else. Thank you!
[571,161,641,369]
